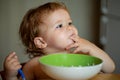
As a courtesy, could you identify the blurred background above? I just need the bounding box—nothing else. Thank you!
[0,0,120,73]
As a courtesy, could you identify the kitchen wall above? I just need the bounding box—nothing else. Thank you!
[0,0,100,70]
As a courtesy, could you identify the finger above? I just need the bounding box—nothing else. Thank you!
[6,52,17,61]
[73,47,82,53]
[66,43,78,50]
[11,63,22,71]
[15,64,22,70]
[7,56,19,64]
[8,57,19,64]
[5,60,19,69]
[70,35,79,42]
[13,61,22,70]
[5,59,21,71]
[73,47,89,55]
[12,61,21,67]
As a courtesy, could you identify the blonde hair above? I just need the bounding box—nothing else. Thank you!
[19,2,68,58]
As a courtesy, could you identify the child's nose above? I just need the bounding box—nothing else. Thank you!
[67,26,72,30]
[66,26,78,35]
[66,26,74,34]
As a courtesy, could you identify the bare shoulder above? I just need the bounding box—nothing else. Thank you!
[22,56,51,79]
[22,57,40,79]
[24,57,40,67]
[22,56,40,72]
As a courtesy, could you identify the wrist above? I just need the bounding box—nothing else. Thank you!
[5,77,18,80]
[4,71,18,80]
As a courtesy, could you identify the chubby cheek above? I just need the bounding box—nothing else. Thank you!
[48,33,73,49]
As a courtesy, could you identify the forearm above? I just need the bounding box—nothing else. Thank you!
[90,44,115,73]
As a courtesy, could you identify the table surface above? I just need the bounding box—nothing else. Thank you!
[90,73,120,80]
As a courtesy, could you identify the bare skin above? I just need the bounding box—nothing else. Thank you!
[4,52,22,80]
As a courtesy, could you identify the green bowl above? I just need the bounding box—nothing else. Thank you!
[39,53,102,67]
[39,53,103,80]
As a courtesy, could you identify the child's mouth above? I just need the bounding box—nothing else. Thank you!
[69,33,76,42]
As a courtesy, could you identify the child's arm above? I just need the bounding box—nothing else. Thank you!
[66,35,115,73]
[3,52,21,80]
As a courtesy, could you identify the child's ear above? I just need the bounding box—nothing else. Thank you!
[34,37,47,49]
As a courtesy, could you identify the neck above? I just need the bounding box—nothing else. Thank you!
[43,47,68,55]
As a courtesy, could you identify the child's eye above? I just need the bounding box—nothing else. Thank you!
[68,22,72,26]
[56,24,63,28]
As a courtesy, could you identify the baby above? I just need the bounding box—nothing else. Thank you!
[3,2,115,80]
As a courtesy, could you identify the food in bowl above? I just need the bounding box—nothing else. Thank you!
[39,53,103,80]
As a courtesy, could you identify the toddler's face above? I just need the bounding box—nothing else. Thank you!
[41,9,78,52]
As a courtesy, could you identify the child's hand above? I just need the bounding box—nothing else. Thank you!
[66,35,95,55]
[4,52,22,79]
